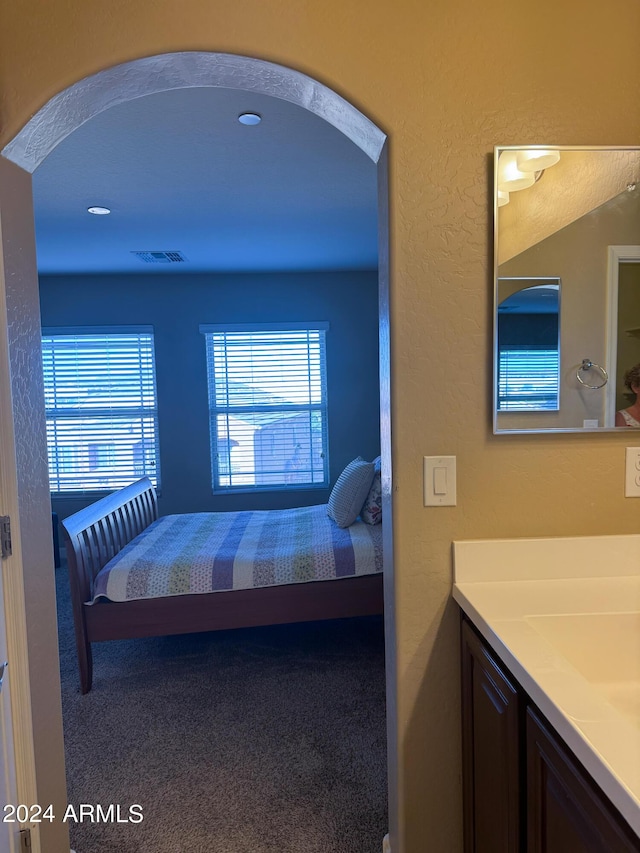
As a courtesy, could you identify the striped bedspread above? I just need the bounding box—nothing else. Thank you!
[92,504,382,603]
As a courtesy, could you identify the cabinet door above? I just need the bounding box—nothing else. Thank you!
[526,707,640,853]
[461,618,523,853]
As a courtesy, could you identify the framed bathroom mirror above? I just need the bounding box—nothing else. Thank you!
[494,145,640,433]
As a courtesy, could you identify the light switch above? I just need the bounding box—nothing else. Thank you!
[433,466,448,495]
[424,456,456,506]
[625,447,640,497]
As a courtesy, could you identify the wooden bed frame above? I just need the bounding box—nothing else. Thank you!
[61,478,384,693]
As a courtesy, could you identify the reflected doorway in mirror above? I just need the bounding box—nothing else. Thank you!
[605,246,640,427]
[496,279,560,414]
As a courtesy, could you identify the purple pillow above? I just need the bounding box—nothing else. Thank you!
[361,456,382,524]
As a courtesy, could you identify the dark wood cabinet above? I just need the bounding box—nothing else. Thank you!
[527,707,639,853]
[461,614,640,853]
[461,618,523,852]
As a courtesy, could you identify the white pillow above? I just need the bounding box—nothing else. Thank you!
[327,457,375,528]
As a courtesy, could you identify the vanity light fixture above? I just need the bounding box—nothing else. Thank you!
[87,205,111,215]
[238,113,262,126]
[516,149,561,173]
[497,151,536,193]
[497,148,561,206]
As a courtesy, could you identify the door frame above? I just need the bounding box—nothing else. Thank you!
[1,51,398,852]
[0,156,71,853]
[605,245,640,427]
[0,223,32,852]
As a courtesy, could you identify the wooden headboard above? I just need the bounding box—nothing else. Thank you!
[61,477,158,605]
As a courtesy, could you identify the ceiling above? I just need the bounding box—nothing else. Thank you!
[32,87,379,275]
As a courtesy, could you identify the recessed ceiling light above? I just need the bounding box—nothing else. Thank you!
[238,113,261,126]
[87,205,111,215]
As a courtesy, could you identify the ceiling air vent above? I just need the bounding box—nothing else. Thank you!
[132,251,188,264]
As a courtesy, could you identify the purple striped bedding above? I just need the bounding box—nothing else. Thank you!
[92,504,383,603]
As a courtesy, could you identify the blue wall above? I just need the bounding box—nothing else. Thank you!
[39,270,380,518]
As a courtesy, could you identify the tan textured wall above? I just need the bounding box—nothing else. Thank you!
[1,2,640,851]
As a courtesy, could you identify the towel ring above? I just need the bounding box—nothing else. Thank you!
[576,359,608,389]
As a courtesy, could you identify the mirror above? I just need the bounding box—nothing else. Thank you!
[494,146,640,433]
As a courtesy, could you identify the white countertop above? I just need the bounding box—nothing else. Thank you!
[452,534,640,837]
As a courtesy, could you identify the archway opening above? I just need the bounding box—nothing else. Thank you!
[1,51,395,853]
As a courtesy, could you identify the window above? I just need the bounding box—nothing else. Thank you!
[497,281,560,413]
[497,349,560,411]
[42,328,160,493]
[201,324,329,491]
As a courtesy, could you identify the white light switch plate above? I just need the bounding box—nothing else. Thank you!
[625,447,640,497]
[424,456,456,506]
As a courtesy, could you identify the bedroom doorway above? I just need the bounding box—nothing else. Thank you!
[0,52,396,853]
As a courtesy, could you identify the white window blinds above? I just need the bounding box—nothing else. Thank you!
[498,349,560,411]
[201,325,329,491]
[42,329,160,493]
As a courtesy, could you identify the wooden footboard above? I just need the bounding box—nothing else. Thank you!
[61,477,158,693]
[61,479,384,694]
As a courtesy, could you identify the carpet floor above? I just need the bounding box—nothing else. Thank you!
[55,563,388,853]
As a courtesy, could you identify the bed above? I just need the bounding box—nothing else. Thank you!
[61,477,384,693]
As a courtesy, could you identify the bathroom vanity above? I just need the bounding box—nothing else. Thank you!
[452,535,640,851]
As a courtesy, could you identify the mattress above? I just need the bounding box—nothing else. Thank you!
[92,504,382,603]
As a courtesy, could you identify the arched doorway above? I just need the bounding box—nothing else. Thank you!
[1,51,395,853]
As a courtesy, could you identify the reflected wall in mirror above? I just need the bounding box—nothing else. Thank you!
[494,146,640,433]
